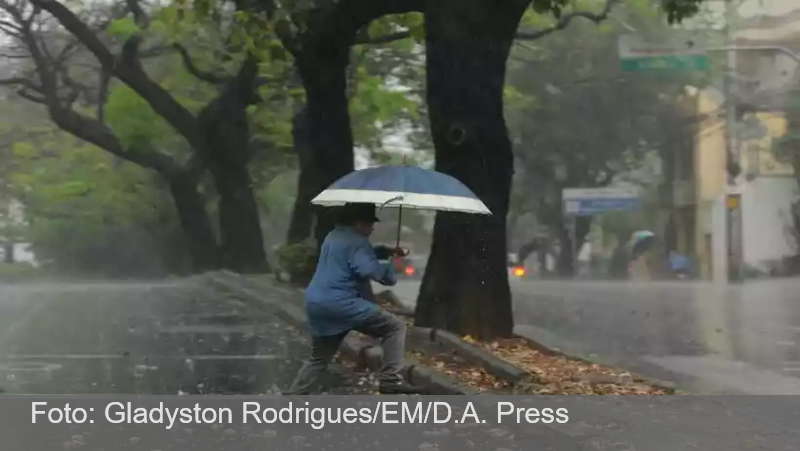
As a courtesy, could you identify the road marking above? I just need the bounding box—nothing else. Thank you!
[776,341,796,346]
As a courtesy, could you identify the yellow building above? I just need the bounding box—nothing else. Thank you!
[672,88,795,279]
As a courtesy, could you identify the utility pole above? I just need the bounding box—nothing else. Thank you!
[722,0,743,283]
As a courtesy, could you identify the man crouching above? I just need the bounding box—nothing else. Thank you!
[286,202,424,395]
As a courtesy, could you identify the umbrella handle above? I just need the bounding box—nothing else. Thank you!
[380,195,404,211]
[395,204,403,250]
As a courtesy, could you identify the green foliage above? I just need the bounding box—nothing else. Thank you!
[275,239,317,284]
[105,85,186,156]
[107,17,141,40]
[661,0,705,24]
[6,126,190,277]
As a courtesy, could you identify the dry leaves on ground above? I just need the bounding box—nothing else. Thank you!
[462,336,675,395]
[408,350,512,392]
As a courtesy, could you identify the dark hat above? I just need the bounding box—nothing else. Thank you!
[338,202,380,224]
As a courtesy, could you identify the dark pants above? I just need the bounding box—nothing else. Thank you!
[286,310,406,395]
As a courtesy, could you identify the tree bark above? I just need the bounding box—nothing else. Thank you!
[167,174,219,272]
[209,161,267,273]
[296,42,356,247]
[286,106,317,244]
[198,58,269,274]
[414,0,529,339]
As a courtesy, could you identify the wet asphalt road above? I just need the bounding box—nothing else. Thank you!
[385,278,800,394]
[0,279,365,395]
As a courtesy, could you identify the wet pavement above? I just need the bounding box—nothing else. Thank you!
[0,279,369,395]
[386,278,800,394]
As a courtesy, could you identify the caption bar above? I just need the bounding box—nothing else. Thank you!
[32,401,569,430]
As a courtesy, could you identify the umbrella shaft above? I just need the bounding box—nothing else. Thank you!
[395,205,403,249]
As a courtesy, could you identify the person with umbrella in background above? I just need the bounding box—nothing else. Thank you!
[286,202,424,395]
[628,230,656,280]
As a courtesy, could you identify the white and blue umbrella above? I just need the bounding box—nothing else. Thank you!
[311,162,491,249]
[311,164,491,215]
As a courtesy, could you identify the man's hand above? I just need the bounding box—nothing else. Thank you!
[374,245,408,260]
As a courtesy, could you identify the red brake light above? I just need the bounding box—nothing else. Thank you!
[405,266,415,276]
[513,267,525,276]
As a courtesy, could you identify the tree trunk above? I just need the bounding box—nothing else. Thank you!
[414,0,529,339]
[3,243,14,264]
[296,41,356,248]
[167,175,219,272]
[556,217,592,276]
[208,159,268,273]
[199,60,269,274]
[286,106,317,244]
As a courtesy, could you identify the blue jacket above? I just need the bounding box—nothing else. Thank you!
[304,226,397,337]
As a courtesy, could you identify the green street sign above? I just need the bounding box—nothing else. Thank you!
[619,55,710,71]
[618,34,710,72]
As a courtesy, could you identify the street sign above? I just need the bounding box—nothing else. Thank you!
[618,33,709,72]
[562,187,641,216]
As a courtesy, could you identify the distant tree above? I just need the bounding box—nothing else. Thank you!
[505,5,702,275]
[31,0,289,273]
[0,0,219,271]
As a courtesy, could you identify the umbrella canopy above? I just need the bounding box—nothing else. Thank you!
[630,231,656,259]
[311,165,491,215]
[632,230,655,243]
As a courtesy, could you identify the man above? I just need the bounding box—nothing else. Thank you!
[286,202,424,395]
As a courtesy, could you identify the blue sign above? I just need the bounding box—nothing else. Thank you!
[564,198,641,216]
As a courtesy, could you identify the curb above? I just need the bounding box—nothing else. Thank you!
[510,332,680,394]
[378,288,680,394]
[206,272,476,395]
[374,291,530,386]
[429,329,529,383]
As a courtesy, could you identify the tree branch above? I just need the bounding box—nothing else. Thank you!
[0,76,40,91]
[119,0,149,64]
[515,0,620,41]
[354,31,411,45]
[16,88,47,104]
[31,0,205,151]
[97,68,111,124]
[173,43,228,85]
[0,1,184,177]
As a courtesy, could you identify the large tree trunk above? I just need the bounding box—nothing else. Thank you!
[296,41,356,248]
[198,59,269,274]
[209,160,268,273]
[286,106,317,244]
[166,174,219,272]
[414,0,529,339]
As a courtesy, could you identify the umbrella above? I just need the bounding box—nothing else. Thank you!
[630,230,656,259]
[632,230,655,242]
[311,158,491,249]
